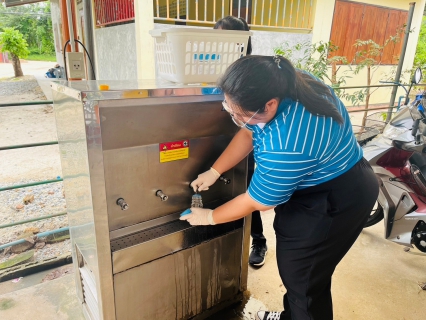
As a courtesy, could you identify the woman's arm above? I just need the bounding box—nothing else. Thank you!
[212,128,253,174]
[212,192,274,223]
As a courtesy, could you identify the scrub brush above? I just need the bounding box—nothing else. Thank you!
[191,193,203,208]
[180,192,203,218]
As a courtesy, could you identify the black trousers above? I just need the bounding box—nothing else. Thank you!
[248,152,266,245]
[274,158,379,320]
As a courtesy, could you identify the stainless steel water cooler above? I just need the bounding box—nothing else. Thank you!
[52,81,250,320]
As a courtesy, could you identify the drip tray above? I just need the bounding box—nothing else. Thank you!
[111,219,244,274]
[111,220,190,252]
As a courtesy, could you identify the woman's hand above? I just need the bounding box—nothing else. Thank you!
[180,208,216,225]
[190,167,221,192]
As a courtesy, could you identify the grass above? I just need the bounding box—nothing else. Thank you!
[26,53,56,62]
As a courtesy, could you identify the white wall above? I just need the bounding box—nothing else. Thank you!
[94,23,138,81]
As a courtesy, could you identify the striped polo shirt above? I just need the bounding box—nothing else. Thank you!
[246,91,363,207]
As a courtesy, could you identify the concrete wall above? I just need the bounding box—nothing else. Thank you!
[94,23,137,80]
[251,30,312,56]
[312,0,426,105]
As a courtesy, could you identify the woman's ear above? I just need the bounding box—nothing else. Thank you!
[264,98,279,114]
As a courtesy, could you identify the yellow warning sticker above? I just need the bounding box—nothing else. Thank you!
[159,140,189,163]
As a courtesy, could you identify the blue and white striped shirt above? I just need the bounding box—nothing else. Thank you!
[246,92,363,207]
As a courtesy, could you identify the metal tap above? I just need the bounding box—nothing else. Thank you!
[116,198,129,210]
[156,190,168,201]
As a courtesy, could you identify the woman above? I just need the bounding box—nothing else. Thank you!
[214,16,267,267]
[214,15,252,55]
[181,55,379,320]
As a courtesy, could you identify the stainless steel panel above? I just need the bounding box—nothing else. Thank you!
[100,100,243,230]
[50,80,223,102]
[53,91,97,294]
[53,80,249,320]
[54,92,115,320]
[111,219,244,273]
[113,230,243,320]
[240,212,251,291]
[98,100,234,151]
[103,137,238,230]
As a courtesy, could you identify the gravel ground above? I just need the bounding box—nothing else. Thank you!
[0,180,67,243]
[0,76,70,266]
[0,76,41,96]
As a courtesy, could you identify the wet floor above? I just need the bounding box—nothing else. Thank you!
[205,291,266,320]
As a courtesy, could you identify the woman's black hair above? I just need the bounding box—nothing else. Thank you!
[218,55,344,124]
[214,16,252,55]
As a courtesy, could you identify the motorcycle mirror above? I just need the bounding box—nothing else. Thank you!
[412,68,422,84]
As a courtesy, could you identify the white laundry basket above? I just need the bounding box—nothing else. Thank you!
[149,28,251,84]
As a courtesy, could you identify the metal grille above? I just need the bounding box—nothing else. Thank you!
[110,220,190,251]
[94,0,135,27]
[154,0,314,31]
[79,265,100,320]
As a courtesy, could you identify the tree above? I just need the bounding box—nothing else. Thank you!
[0,28,30,77]
[274,41,349,97]
[351,34,400,127]
[0,2,54,55]
[414,16,426,69]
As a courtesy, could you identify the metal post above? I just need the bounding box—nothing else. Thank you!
[386,2,416,122]
[0,212,67,229]
[0,179,63,192]
[0,141,58,151]
[0,227,69,251]
[66,0,75,52]
[0,101,53,107]
[83,0,96,80]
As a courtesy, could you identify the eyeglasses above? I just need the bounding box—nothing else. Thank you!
[222,100,259,128]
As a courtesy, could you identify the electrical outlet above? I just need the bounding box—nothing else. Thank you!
[66,52,85,79]
[72,61,82,71]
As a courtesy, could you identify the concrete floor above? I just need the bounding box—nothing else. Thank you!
[0,266,83,320]
[1,209,425,320]
[0,60,55,79]
[246,210,426,320]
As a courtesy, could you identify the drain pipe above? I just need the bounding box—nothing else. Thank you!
[0,227,69,251]
[386,2,416,122]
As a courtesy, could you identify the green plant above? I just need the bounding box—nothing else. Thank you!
[26,53,56,61]
[349,34,400,126]
[0,2,54,55]
[414,16,426,69]
[274,41,350,97]
[0,27,29,77]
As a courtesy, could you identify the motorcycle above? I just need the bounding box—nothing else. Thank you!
[362,67,426,254]
[45,64,65,79]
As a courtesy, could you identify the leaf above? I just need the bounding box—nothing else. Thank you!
[0,27,29,58]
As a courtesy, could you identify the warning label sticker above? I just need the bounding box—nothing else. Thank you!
[159,140,189,163]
